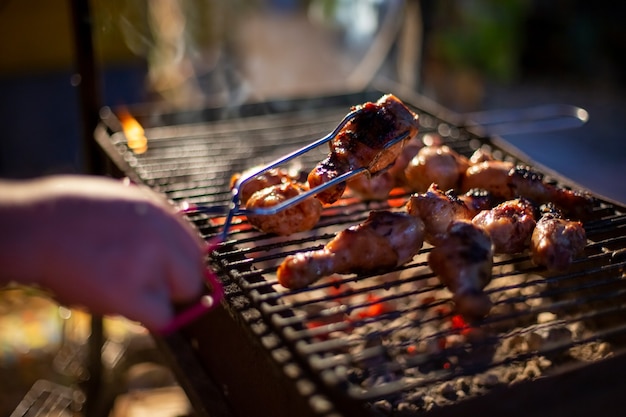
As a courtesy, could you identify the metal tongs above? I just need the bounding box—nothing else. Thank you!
[461,103,589,136]
[188,103,589,240]
[163,102,589,334]
[186,107,411,241]
[161,107,409,334]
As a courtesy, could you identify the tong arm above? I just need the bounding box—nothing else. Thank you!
[462,104,589,136]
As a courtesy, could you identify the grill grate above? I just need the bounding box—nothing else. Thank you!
[10,380,84,417]
[96,89,626,416]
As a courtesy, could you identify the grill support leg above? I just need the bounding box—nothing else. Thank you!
[68,1,107,415]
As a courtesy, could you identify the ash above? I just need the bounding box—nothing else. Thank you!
[287,268,615,416]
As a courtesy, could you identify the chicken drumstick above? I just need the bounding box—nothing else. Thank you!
[277,210,425,289]
[530,203,587,271]
[308,94,420,204]
[428,219,494,320]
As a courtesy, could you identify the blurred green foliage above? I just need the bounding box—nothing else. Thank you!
[429,0,530,82]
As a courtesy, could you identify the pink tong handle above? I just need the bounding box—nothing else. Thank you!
[157,238,224,336]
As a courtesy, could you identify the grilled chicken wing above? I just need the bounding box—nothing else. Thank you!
[308,94,420,204]
[246,181,323,236]
[277,210,425,289]
[428,220,494,319]
[406,183,475,246]
[530,203,586,271]
[405,145,470,193]
[472,197,537,254]
[462,160,594,219]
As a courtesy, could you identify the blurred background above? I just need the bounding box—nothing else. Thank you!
[0,0,624,201]
[0,0,625,415]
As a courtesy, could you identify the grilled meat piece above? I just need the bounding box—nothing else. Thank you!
[347,170,396,201]
[406,183,475,246]
[462,160,594,219]
[405,145,470,193]
[389,135,424,187]
[246,181,323,236]
[469,147,495,164]
[231,167,295,204]
[277,210,425,289]
[472,197,537,254]
[461,160,517,200]
[530,203,587,271]
[308,94,419,204]
[307,153,349,204]
[428,220,494,320]
[458,188,496,217]
[346,135,424,201]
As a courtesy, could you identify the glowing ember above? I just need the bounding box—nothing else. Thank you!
[355,294,392,319]
[451,314,474,337]
[451,314,468,331]
[209,214,250,233]
[119,108,148,154]
[327,277,354,302]
[387,187,410,208]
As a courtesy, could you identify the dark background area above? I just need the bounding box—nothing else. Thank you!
[483,1,626,204]
[0,0,624,202]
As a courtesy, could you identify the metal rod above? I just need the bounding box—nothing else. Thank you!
[70,0,106,176]
[68,2,106,416]
[216,125,409,239]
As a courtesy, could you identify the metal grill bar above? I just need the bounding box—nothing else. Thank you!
[96,90,626,416]
[10,380,82,417]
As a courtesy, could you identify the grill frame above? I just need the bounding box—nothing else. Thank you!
[95,83,626,417]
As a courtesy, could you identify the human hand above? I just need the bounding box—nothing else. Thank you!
[0,175,207,331]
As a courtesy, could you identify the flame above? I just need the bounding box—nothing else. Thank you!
[119,108,148,154]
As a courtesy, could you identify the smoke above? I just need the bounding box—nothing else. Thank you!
[99,0,248,109]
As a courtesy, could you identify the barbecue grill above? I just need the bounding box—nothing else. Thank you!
[94,81,626,417]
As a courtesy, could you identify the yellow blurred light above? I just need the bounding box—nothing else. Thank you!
[120,108,148,154]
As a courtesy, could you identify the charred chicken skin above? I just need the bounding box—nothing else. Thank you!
[462,160,594,219]
[428,219,494,320]
[530,203,587,271]
[405,145,470,193]
[277,210,425,289]
[308,94,420,204]
[472,197,537,254]
[406,183,482,246]
[246,181,323,236]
